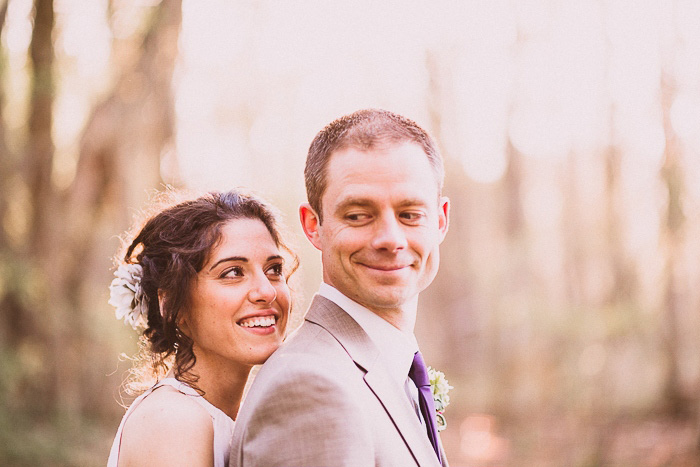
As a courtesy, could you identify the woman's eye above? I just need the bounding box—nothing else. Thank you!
[221,266,244,278]
[266,263,284,278]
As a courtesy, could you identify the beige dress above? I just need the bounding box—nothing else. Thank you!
[107,378,234,467]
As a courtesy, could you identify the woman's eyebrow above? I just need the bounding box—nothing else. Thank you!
[210,255,284,271]
[209,256,248,271]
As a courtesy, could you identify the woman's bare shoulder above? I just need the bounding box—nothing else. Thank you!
[118,386,214,466]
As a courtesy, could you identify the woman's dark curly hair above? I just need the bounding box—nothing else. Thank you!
[117,189,297,393]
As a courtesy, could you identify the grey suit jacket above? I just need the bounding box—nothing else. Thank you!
[229,295,448,467]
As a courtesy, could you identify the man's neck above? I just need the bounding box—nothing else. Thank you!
[319,282,418,333]
[368,300,417,333]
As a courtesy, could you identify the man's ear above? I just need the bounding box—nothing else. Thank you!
[299,203,323,251]
[437,196,450,243]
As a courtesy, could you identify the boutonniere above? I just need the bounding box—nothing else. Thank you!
[428,366,453,431]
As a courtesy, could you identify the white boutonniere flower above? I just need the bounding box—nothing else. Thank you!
[108,263,148,330]
[428,366,453,431]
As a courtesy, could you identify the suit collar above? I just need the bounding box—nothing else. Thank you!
[305,295,443,467]
[318,284,418,387]
[304,295,379,372]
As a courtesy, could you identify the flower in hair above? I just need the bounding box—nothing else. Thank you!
[428,366,453,431]
[108,263,148,330]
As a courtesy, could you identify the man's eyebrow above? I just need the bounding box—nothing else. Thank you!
[209,256,248,271]
[395,198,428,208]
[334,197,429,213]
[334,197,374,212]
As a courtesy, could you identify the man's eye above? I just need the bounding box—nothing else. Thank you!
[346,213,370,222]
[400,212,425,223]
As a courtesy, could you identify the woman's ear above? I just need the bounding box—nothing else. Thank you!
[157,290,166,318]
[161,290,191,335]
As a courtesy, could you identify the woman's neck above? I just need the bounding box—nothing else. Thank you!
[184,359,252,421]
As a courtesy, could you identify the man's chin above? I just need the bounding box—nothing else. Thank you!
[356,289,414,311]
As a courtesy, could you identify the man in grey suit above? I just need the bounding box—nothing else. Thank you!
[230,108,450,466]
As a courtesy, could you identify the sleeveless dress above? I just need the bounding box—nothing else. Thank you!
[107,378,235,467]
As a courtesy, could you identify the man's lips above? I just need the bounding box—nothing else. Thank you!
[357,262,413,271]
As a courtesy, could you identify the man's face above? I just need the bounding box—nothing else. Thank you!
[301,142,449,320]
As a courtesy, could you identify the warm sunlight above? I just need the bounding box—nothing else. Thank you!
[3,0,700,465]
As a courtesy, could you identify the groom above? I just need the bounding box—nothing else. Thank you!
[230,109,450,466]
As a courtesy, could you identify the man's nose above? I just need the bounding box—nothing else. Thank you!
[371,215,408,252]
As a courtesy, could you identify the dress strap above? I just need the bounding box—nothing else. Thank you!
[107,378,235,467]
[155,378,233,422]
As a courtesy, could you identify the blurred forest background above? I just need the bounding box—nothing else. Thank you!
[1,0,699,465]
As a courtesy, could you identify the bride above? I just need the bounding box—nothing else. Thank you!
[107,190,297,467]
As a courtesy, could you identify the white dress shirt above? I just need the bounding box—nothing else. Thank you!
[319,283,425,424]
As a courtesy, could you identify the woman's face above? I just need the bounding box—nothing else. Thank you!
[184,218,291,369]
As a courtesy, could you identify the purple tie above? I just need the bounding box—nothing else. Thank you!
[408,351,441,463]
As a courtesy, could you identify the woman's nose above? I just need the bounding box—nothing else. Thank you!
[248,275,277,304]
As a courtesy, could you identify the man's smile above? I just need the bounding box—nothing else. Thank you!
[356,262,413,272]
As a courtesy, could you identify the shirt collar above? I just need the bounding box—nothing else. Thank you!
[318,283,418,387]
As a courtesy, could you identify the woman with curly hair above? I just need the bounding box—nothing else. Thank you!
[106,189,297,467]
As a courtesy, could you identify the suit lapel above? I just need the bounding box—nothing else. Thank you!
[364,366,443,466]
[305,296,441,467]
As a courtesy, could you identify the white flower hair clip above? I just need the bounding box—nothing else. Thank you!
[108,263,149,330]
[428,366,453,431]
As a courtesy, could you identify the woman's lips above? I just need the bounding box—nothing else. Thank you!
[237,310,280,335]
[239,315,276,328]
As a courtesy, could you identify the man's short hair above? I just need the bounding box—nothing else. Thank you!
[304,108,444,223]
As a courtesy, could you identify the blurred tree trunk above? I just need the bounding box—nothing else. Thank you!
[658,72,689,418]
[0,0,9,252]
[422,50,476,368]
[0,9,43,425]
[0,0,182,420]
[493,139,527,418]
[70,0,182,230]
[503,141,525,242]
[57,0,183,416]
[602,142,636,304]
[26,0,55,254]
[67,0,183,413]
[64,0,183,276]
[661,74,688,416]
[561,152,585,305]
[0,0,22,354]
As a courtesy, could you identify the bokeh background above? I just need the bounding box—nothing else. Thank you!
[1,0,700,465]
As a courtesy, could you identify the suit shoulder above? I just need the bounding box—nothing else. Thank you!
[256,321,357,381]
[239,321,365,417]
